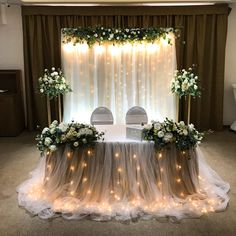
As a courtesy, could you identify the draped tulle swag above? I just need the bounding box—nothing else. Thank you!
[17,142,229,222]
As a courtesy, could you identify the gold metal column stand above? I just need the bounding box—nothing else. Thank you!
[46,95,51,126]
[187,95,191,125]
[176,95,179,122]
[58,94,62,123]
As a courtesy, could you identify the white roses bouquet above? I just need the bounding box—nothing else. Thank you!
[36,120,104,154]
[171,67,201,98]
[38,67,72,99]
[142,118,203,151]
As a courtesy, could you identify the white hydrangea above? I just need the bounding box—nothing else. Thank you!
[44,137,52,146]
[163,133,173,142]
[49,145,57,151]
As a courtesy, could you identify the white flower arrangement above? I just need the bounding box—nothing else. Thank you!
[38,67,72,99]
[36,120,104,154]
[142,118,203,151]
[171,67,201,98]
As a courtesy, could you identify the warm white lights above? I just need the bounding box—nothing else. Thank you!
[94,44,104,55]
[63,42,74,53]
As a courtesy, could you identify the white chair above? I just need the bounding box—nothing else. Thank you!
[90,107,114,125]
[126,106,148,125]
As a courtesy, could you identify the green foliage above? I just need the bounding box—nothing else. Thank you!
[61,27,179,46]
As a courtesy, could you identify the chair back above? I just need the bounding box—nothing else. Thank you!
[90,107,114,125]
[126,106,148,125]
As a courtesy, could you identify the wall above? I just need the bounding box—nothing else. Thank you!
[0,5,25,123]
[224,3,236,125]
[0,4,235,127]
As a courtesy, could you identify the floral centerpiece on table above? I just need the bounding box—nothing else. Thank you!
[142,118,203,151]
[171,67,201,98]
[36,120,104,154]
[38,67,72,99]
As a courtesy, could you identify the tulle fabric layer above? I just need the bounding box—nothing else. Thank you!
[17,143,229,221]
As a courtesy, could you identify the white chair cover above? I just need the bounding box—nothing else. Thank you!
[126,106,148,125]
[90,107,114,125]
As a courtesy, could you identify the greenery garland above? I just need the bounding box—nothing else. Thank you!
[62,27,179,46]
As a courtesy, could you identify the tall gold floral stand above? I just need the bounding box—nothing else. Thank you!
[46,94,62,126]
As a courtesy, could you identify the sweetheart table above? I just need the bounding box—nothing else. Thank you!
[17,125,230,221]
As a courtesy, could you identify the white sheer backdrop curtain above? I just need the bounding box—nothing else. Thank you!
[62,36,177,123]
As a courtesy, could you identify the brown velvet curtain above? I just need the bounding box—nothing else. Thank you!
[22,5,230,131]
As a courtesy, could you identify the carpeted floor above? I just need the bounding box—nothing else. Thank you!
[0,130,235,236]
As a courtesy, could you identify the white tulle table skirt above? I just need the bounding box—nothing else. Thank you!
[17,139,230,221]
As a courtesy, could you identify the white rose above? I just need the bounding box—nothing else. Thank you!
[194,85,198,90]
[183,129,188,136]
[42,127,49,134]
[179,121,185,126]
[50,128,56,134]
[110,34,114,39]
[82,138,87,144]
[154,122,162,130]
[73,142,79,147]
[58,123,68,132]
[44,137,52,146]
[189,124,194,130]
[52,67,55,71]
[40,88,44,93]
[49,145,57,151]
[157,131,165,138]
[59,85,64,90]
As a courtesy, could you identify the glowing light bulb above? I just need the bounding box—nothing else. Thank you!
[67,152,71,158]
[117,167,122,173]
[46,177,49,181]
[176,178,181,183]
[70,191,74,196]
[133,154,137,159]
[83,177,88,182]
[158,153,162,159]
[63,43,74,53]
[87,190,91,194]
[70,181,74,185]
[87,150,91,155]
[70,166,75,171]
[137,166,140,171]
[94,44,104,54]
[82,162,87,168]
[115,153,119,158]
[76,43,88,53]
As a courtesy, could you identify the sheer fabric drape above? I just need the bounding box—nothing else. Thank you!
[62,40,177,124]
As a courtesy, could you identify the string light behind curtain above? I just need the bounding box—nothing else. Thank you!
[62,33,177,124]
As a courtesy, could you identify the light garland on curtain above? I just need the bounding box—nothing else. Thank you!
[61,27,177,124]
[61,27,179,46]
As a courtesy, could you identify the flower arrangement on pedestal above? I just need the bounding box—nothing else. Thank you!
[171,67,201,124]
[36,120,104,154]
[38,67,72,125]
[39,67,71,99]
[142,118,203,151]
